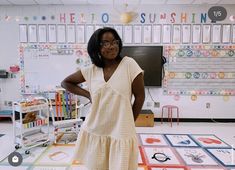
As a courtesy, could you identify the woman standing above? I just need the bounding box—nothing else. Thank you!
[61,27,145,170]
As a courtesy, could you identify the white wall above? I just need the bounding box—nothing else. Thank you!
[0,5,235,118]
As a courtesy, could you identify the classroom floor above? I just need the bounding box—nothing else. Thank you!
[0,119,235,170]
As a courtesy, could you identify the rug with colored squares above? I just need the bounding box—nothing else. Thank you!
[0,133,234,170]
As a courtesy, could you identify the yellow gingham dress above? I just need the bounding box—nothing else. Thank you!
[73,56,143,170]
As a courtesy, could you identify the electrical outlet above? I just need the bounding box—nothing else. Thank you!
[206,103,210,109]
[154,102,160,108]
[146,101,153,107]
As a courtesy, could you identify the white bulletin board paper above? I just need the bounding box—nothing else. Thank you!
[38,25,47,43]
[48,24,57,43]
[67,25,76,43]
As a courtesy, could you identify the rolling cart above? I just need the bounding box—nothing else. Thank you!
[13,96,50,154]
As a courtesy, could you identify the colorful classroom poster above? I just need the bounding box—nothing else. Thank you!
[190,134,231,148]
[143,147,181,165]
[206,148,235,167]
[139,134,168,146]
[164,134,199,147]
[175,148,218,166]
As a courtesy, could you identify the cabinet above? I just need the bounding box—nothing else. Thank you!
[13,96,50,154]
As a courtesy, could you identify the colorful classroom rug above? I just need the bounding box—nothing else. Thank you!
[0,133,234,170]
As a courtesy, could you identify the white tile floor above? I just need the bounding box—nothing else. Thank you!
[0,119,235,167]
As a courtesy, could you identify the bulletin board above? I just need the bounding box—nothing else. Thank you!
[163,45,235,96]
[19,45,91,93]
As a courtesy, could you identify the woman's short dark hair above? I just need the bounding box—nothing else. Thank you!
[87,27,123,68]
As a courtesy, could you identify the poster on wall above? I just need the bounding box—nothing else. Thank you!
[152,24,161,43]
[192,24,201,43]
[133,25,142,43]
[172,24,181,44]
[182,25,191,44]
[38,25,47,43]
[77,24,85,43]
[212,24,221,43]
[86,25,95,43]
[67,25,76,43]
[57,25,66,43]
[233,25,235,43]
[124,25,133,44]
[162,24,171,44]
[143,25,152,43]
[202,24,211,43]
[48,24,57,43]
[222,24,231,43]
[114,25,123,39]
[19,24,28,43]
[28,25,37,43]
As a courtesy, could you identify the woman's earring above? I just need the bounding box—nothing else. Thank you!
[98,54,102,59]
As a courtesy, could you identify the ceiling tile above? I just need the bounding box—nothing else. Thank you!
[192,0,220,4]
[0,0,12,5]
[61,0,88,5]
[7,0,37,5]
[35,0,63,5]
[141,0,167,4]
[217,0,235,4]
[166,0,194,4]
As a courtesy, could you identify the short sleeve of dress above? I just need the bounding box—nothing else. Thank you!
[80,65,93,88]
[80,66,89,81]
[128,57,144,83]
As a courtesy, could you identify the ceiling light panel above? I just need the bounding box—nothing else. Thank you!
[0,0,12,5]
[140,0,167,4]
[217,0,235,4]
[192,0,220,4]
[7,0,37,5]
[61,0,88,5]
[35,0,63,5]
[166,0,194,5]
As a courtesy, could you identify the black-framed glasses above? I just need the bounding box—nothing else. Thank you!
[100,39,119,48]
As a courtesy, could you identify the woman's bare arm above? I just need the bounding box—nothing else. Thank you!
[61,70,91,101]
[132,73,145,121]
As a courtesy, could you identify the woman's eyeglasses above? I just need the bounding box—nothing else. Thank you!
[100,40,119,48]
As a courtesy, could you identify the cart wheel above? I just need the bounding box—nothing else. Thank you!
[25,150,30,154]
[42,143,47,147]
[15,145,20,149]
